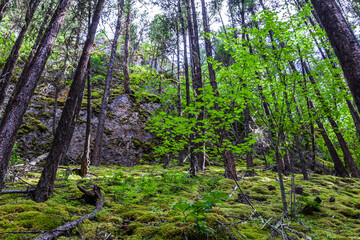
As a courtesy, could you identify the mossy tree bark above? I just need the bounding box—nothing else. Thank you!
[34,0,105,202]
[0,0,72,192]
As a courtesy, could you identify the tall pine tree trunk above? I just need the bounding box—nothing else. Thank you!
[33,0,104,202]
[123,2,131,95]
[0,0,42,106]
[179,0,190,107]
[0,0,72,192]
[310,0,360,113]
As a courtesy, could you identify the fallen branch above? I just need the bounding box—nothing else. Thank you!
[228,185,238,199]
[0,188,34,194]
[284,226,311,240]
[34,184,104,240]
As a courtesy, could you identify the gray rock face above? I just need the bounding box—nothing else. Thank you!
[7,85,157,166]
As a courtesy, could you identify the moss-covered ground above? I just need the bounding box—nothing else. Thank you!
[1,162,360,239]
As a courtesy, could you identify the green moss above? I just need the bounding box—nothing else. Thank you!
[106,112,117,119]
[18,124,35,134]
[1,163,360,240]
[29,117,48,132]
[43,97,55,105]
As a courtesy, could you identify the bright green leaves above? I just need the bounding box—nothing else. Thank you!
[171,190,226,234]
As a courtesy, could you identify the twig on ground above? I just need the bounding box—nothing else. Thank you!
[228,185,238,199]
[261,217,273,229]
[0,188,35,194]
[284,226,311,240]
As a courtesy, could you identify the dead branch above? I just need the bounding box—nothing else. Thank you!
[0,188,35,194]
[34,184,104,240]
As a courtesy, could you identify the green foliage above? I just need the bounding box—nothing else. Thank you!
[10,143,23,166]
[299,196,321,215]
[171,190,226,234]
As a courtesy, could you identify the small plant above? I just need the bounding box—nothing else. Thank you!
[300,196,321,215]
[171,190,227,234]
[10,143,23,165]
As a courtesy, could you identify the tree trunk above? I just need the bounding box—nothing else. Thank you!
[0,0,10,24]
[302,62,360,177]
[184,0,198,176]
[310,0,360,113]
[123,3,131,95]
[189,0,206,172]
[53,56,68,133]
[92,2,124,166]
[299,68,349,177]
[179,0,190,107]
[80,62,92,177]
[0,0,72,192]
[33,0,104,202]
[0,0,42,106]
[24,1,55,71]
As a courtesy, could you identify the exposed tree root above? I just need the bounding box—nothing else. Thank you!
[34,184,103,240]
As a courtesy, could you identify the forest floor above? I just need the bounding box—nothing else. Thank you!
[1,159,360,239]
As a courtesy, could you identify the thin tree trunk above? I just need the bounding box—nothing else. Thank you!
[33,0,104,202]
[258,85,288,212]
[80,62,91,177]
[302,62,360,177]
[0,0,42,106]
[179,0,190,107]
[92,2,124,166]
[299,66,349,177]
[24,1,55,70]
[53,56,68,133]
[0,0,10,24]
[189,0,206,172]
[184,0,198,176]
[0,0,72,192]
[123,3,131,95]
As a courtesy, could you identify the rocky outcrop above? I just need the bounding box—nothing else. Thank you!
[2,83,158,166]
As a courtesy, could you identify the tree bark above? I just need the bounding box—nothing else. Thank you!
[179,0,190,107]
[299,65,349,177]
[92,2,124,166]
[0,0,10,24]
[310,0,360,113]
[0,0,42,106]
[302,62,360,177]
[123,2,131,95]
[189,0,206,172]
[0,0,72,192]
[33,0,104,202]
[80,62,91,177]
[24,1,55,71]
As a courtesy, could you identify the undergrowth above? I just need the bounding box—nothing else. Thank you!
[0,163,360,239]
